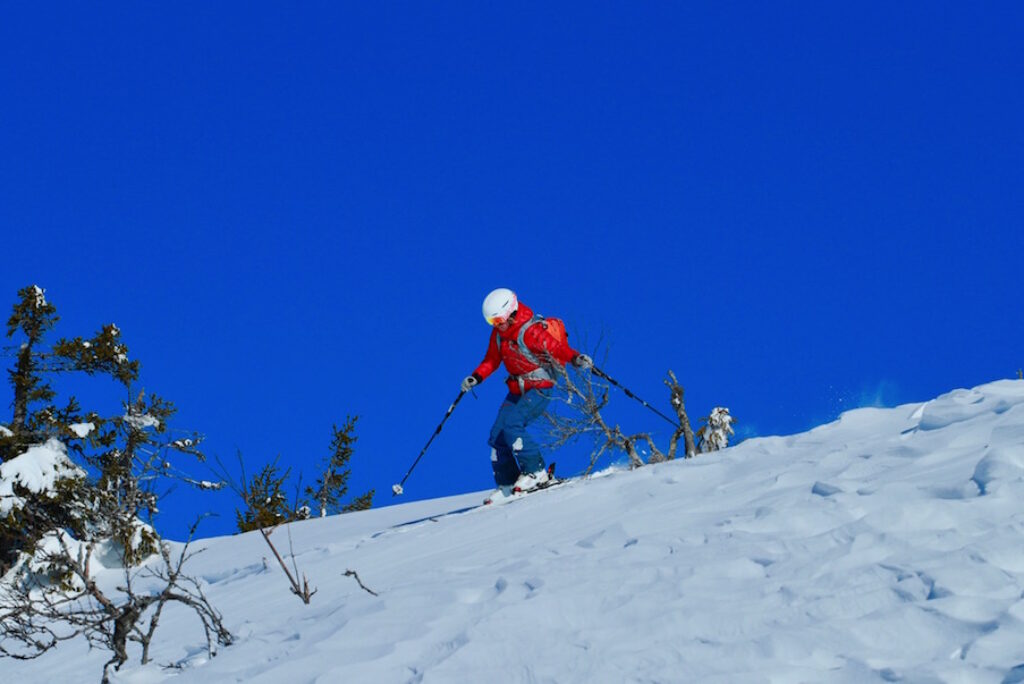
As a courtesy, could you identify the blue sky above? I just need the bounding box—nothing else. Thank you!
[2,3,1021,539]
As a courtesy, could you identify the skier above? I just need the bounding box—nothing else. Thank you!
[461,288,592,504]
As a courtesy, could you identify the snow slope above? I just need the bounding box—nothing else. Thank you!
[5,380,1024,683]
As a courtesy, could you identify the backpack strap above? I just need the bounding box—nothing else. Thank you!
[516,315,544,366]
[509,315,554,392]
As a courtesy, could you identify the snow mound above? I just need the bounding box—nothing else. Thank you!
[6,379,1024,683]
[916,380,1024,431]
[971,445,1024,495]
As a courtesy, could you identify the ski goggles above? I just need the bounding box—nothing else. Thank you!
[486,313,512,327]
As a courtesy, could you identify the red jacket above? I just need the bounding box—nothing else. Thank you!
[473,302,578,394]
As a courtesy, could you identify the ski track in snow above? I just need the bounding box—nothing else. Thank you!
[6,380,1024,683]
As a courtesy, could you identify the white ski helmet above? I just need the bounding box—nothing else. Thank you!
[482,288,518,326]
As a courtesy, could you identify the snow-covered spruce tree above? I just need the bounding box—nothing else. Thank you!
[2,285,138,463]
[0,286,229,680]
[0,285,212,570]
[696,407,736,453]
[1,285,140,575]
[1,287,208,571]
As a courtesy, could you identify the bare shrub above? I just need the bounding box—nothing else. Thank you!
[545,362,698,473]
[0,520,231,683]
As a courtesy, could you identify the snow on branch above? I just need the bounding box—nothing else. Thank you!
[30,285,47,309]
[0,439,84,517]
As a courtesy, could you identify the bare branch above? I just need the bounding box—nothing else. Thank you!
[257,526,316,604]
[664,370,696,459]
[343,569,378,597]
[545,361,649,471]
[542,354,700,471]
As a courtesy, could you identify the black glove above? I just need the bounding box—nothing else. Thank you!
[572,354,593,370]
[461,373,481,392]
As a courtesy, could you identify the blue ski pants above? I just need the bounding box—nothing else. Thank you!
[488,390,551,486]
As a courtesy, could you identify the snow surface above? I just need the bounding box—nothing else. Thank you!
[5,380,1024,683]
[0,438,83,516]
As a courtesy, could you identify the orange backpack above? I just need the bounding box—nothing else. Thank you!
[517,315,568,367]
[540,317,567,345]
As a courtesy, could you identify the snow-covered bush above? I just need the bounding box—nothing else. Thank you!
[697,407,736,453]
[0,524,232,681]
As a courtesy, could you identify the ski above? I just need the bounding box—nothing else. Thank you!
[484,463,563,505]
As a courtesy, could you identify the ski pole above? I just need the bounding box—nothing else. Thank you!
[591,365,679,428]
[392,389,467,496]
